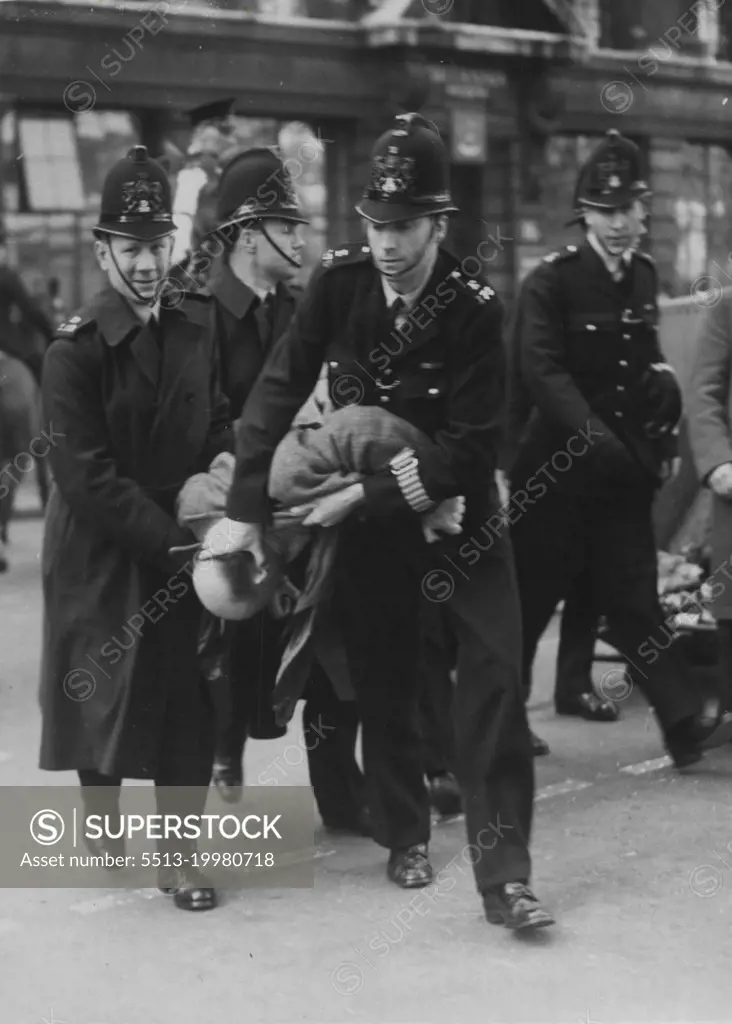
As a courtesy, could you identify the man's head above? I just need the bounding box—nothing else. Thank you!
[574,129,651,257]
[93,145,176,307]
[94,233,174,307]
[229,218,305,287]
[356,112,457,290]
[365,213,448,286]
[215,147,308,288]
[581,199,647,257]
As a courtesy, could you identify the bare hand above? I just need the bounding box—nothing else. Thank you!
[300,484,365,528]
[202,517,267,581]
[422,496,466,544]
[709,462,732,499]
[660,457,682,483]
[496,470,510,506]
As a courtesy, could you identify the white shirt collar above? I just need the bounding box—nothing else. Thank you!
[250,282,275,303]
[587,230,633,278]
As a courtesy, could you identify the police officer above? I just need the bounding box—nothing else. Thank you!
[0,225,54,384]
[198,147,370,833]
[39,146,231,912]
[509,129,719,767]
[214,113,553,930]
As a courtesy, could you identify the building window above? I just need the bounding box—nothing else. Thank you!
[18,117,85,212]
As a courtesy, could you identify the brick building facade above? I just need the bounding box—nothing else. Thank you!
[2,0,732,306]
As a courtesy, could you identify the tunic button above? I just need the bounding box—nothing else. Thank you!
[329,361,338,369]
[619,360,628,367]
[614,411,623,418]
[427,388,440,396]
[616,385,625,392]
[383,368,393,377]
[379,395,390,404]
[586,324,597,331]
[623,334,631,341]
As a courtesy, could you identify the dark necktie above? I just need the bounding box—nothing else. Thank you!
[389,296,405,330]
[255,292,275,350]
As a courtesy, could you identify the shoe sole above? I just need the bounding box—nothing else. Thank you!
[387,872,433,889]
[485,909,555,930]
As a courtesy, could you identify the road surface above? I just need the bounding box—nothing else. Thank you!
[2,503,731,1023]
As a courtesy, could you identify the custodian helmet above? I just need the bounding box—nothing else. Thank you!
[356,112,459,226]
[574,129,651,212]
[94,145,175,242]
[215,148,309,232]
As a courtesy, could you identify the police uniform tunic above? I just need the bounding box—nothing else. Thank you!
[39,286,232,779]
[509,239,698,733]
[225,243,534,887]
[205,263,297,746]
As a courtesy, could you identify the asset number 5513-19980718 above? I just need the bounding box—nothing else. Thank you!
[140,852,275,868]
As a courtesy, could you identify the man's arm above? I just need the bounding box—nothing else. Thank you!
[42,338,194,571]
[687,297,732,484]
[359,297,508,516]
[225,268,330,523]
[519,263,626,460]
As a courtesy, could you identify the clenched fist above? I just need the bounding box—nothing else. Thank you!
[709,462,732,499]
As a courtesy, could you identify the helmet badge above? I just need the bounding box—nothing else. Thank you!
[371,145,415,199]
[121,179,164,217]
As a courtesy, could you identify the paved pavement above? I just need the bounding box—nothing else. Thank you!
[2,505,732,1024]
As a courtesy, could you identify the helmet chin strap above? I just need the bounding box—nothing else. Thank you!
[259,221,301,270]
[107,238,162,308]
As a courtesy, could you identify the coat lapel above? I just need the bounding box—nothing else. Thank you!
[149,299,210,448]
[94,288,161,387]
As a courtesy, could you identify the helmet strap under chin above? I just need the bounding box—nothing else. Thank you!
[259,221,300,270]
[107,238,161,308]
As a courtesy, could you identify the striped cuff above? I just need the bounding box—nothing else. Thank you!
[388,447,435,513]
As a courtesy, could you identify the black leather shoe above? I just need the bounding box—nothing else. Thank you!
[556,692,619,722]
[665,716,704,770]
[322,805,372,837]
[158,865,217,911]
[211,762,243,804]
[387,843,433,889]
[530,730,550,756]
[427,773,462,817]
[482,882,555,930]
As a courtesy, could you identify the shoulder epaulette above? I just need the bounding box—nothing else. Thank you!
[448,267,496,304]
[543,244,579,264]
[634,250,656,267]
[321,242,371,270]
[54,313,94,339]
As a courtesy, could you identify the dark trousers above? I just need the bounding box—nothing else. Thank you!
[555,567,600,704]
[303,662,365,826]
[419,602,457,778]
[511,482,699,734]
[334,513,533,890]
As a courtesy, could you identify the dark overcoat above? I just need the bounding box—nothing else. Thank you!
[687,291,732,619]
[205,264,299,739]
[39,286,231,777]
[510,240,679,493]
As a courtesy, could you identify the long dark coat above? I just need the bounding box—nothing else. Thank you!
[687,290,732,619]
[39,286,231,777]
[204,264,299,740]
